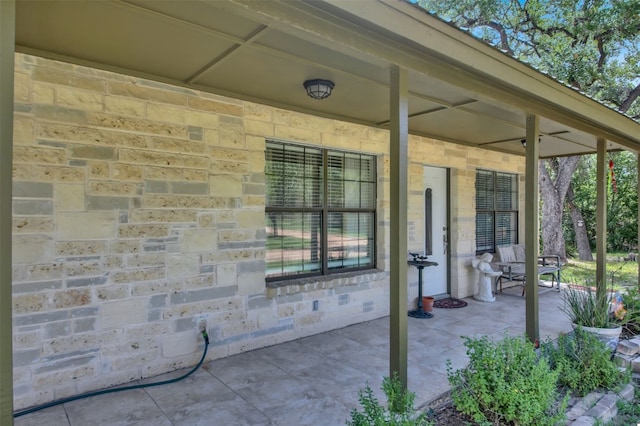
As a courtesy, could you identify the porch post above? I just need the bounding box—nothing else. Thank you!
[389,65,408,387]
[596,138,607,299]
[637,153,640,290]
[524,115,540,342]
[0,0,15,424]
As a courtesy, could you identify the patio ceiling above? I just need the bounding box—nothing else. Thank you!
[15,0,640,158]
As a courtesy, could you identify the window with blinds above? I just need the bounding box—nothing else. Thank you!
[475,169,518,254]
[265,141,376,280]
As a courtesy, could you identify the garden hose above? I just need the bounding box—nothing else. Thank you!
[13,329,210,418]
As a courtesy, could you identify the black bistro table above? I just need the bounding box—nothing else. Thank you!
[407,257,438,319]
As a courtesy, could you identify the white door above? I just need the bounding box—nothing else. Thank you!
[423,166,449,296]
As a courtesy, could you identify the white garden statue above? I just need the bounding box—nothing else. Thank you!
[471,253,502,302]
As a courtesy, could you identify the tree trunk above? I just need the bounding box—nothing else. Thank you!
[538,156,581,261]
[539,161,565,258]
[566,185,593,260]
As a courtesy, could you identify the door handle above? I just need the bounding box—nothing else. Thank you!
[443,234,448,255]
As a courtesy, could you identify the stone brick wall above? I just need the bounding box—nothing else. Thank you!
[406,137,525,298]
[11,53,524,409]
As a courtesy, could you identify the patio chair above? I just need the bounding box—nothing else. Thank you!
[494,244,561,296]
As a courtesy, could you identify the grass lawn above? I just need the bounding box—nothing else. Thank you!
[562,252,639,292]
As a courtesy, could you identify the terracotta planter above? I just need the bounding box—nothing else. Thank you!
[422,296,434,312]
[572,323,622,351]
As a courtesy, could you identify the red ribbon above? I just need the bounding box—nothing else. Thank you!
[609,159,617,193]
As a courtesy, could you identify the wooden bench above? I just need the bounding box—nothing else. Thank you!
[494,244,561,295]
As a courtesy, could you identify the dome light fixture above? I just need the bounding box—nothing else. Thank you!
[303,79,335,100]
[521,137,542,148]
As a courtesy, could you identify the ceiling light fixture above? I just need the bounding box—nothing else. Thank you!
[521,138,542,148]
[303,79,335,100]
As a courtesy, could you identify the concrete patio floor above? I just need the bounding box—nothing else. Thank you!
[14,285,572,426]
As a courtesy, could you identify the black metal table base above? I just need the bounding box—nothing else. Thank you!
[408,309,433,319]
[407,258,438,320]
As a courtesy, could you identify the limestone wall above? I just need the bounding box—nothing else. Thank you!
[406,138,525,298]
[11,53,524,409]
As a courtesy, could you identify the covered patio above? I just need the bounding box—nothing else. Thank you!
[2,1,640,424]
[14,288,570,425]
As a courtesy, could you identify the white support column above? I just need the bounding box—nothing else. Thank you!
[596,138,607,299]
[637,154,640,289]
[524,115,540,342]
[0,1,15,424]
[389,65,408,387]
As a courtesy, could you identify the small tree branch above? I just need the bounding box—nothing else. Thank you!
[486,21,515,55]
[595,35,607,71]
[619,83,640,113]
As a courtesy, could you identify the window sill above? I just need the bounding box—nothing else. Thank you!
[265,269,387,298]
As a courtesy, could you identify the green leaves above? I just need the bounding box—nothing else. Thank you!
[568,151,638,254]
[560,285,616,328]
[446,334,568,425]
[541,328,630,396]
[446,331,633,423]
[347,373,432,426]
[416,0,640,116]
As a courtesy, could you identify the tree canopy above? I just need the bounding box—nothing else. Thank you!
[417,0,640,118]
[417,0,640,260]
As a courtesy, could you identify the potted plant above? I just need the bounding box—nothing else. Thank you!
[422,296,434,312]
[560,285,625,351]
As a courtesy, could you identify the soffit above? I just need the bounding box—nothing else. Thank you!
[15,0,640,158]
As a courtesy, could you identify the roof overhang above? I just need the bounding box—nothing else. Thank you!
[14,0,640,158]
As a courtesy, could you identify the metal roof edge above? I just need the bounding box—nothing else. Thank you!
[319,0,640,149]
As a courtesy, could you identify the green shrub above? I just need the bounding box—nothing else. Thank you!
[446,334,567,426]
[347,373,432,426]
[607,387,640,425]
[540,328,629,396]
[560,286,616,328]
[621,287,640,338]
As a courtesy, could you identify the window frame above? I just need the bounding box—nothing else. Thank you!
[475,169,519,254]
[265,141,377,281]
